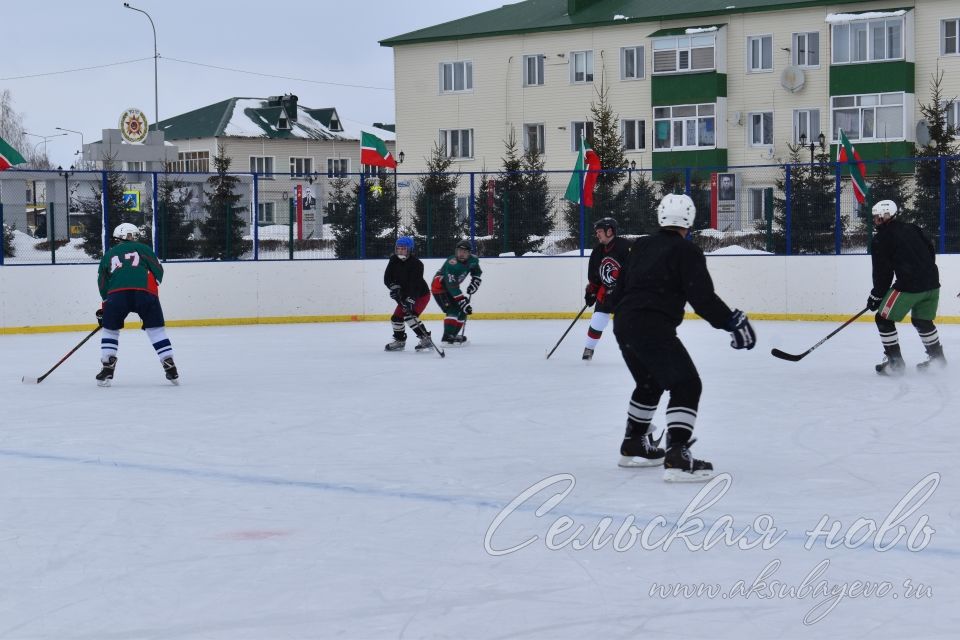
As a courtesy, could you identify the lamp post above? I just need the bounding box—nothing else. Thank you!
[394,150,405,237]
[24,131,67,165]
[55,127,85,168]
[123,2,159,129]
[799,132,827,166]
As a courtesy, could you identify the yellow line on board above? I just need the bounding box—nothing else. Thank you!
[3,312,959,335]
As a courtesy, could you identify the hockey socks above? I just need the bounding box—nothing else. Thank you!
[145,327,174,362]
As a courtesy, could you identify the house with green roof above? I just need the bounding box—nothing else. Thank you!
[151,94,395,229]
[382,0,959,227]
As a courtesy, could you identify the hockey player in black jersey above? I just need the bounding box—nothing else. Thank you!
[383,237,435,352]
[612,194,756,482]
[582,217,631,360]
[866,200,946,375]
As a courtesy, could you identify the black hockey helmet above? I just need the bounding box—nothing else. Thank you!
[593,217,618,234]
[455,239,472,252]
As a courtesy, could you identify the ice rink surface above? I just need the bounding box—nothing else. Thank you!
[1,318,958,639]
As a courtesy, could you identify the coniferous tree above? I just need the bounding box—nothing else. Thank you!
[77,163,133,259]
[155,178,197,259]
[563,78,628,243]
[197,145,248,260]
[771,143,840,254]
[492,129,526,255]
[327,176,358,258]
[329,172,398,258]
[472,172,496,254]
[413,143,461,258]
[520,144,556,254]
[913,69,960,249]
[615,169,659,236]
[3,223,13,258]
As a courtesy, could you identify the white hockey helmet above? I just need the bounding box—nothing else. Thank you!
[657,193,696,229]
[872,200,898,220]
[113,222,140,240]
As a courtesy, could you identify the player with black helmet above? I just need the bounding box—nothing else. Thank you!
[582,217,631,360]
[431,239,482,344]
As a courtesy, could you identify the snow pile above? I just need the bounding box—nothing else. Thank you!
[686,26,719,34]
[825,10,905,23]
[613,14,629,21]
[705,245,773,255]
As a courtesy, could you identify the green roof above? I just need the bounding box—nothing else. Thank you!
[152,98,349,141]
[381,0,885,46]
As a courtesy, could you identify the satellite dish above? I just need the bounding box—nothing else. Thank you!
[916,120,931,146]
[780,66,805,93]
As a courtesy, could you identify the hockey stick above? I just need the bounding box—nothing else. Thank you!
[546,304,590,359]
[771,307,870,362]
[458,295,472,341]
[22,325,102,384]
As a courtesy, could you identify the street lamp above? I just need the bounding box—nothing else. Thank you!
[799,132,827,166]
[394,150,405,237]
[123,2,159,129]
[55,127,85,168]
[24,131,67,163]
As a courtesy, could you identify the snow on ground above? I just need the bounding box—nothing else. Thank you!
[1,319,958,638]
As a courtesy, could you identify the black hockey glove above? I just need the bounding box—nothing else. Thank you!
[867,291,882,312]
[95,308,104,326]
[455,295,473,315]
[389,284,402,303]
[726,309,756,350]
[584,283,598,307]
[467,277,481,295]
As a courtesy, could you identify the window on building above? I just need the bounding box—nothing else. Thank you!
[327,158,350,177]
[439,129,473,159]
[653,104,716,150]
[793,32,820,66]
[440,61,473,93]
[250,156,274,179]
[748,35,773,72]
[943,19,960,55]
[571,121,595,151]
[524,123,545,154]
[257,202,276,225]
[945,100,960,135]
[289,157,312,178]
[652,35,715,74]
[831,93,904,141]
[621,46,645,80]
[362,164,387,178]
[749,112,774,145]
[832,17,903,63]
[456,196,469,223]
[172,150,210,173]
[793,109,821,143]
[523,55,545,86]
[622,119,646,151]
[748,187,773,222]
[570,50,594,83]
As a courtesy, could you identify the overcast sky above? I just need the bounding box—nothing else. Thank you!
[2,0,510,168]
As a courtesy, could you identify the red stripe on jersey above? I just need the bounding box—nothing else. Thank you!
[880,290,899,319]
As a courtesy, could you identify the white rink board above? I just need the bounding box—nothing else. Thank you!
[2,255,960,329]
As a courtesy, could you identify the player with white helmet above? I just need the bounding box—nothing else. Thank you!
[95,223,178,386]
[867,199,946,374]
[611,193,756,481]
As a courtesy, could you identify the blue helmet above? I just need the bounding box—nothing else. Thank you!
[396,236,414,252]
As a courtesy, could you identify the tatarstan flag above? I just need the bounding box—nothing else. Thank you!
[563,137,601,207]
[0,136,27,171]
[360,131,397,169]
[838,129,869,205]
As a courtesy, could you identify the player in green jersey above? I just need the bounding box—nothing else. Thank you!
[95,223,178,386]
[431,240,482,344]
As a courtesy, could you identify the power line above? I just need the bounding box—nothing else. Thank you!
[161,56,394,92]
[0,57,154,81]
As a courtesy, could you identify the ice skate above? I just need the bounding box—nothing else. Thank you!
[96,356,117,387]
[582,347,594,361]
[875,354,905,376]
[441,334,467,345]
[618,429,665,468]
[663,439,715,482]
[162,357,179,385]
[916,345,947,372]
[414,333,434,352]
[385,331,407,352]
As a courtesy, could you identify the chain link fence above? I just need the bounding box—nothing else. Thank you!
[2,157,958,264]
